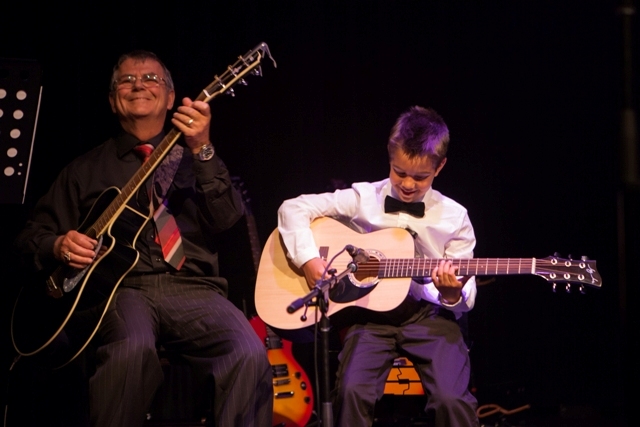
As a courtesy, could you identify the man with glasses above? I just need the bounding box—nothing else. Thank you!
[14,50,273,427]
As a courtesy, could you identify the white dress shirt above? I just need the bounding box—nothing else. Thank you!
[277,178,477,317]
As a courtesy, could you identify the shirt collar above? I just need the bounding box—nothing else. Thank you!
[385,180,434,205]
[115,131,165,158]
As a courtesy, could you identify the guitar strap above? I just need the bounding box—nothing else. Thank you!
[152,144,183,206]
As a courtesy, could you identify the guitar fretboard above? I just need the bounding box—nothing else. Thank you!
[379,258,536,277]
[357,257,595,283]
[89,129,182,238]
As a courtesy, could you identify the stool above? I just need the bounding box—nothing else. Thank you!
[374,357,428,426]
[145,350,212,427]
[384,357,425,395]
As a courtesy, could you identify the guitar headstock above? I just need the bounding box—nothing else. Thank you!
[197,42,276,103]
[534,255,602,292]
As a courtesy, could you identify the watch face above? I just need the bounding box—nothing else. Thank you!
[199,144,214,160]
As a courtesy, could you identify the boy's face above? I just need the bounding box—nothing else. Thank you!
[389,149,446,203]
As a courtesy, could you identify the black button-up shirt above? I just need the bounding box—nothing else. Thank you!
[15,131,244,294]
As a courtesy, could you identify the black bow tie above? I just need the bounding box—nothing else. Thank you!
[384,195,425,217]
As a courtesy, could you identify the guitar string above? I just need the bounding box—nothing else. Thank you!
[319,258,590,281]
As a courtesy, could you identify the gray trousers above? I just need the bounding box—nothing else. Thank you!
[88,274,273,427]
[334,298,479,427]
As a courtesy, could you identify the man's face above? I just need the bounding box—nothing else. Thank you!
[109,58,175,124]
[389,149,446,203]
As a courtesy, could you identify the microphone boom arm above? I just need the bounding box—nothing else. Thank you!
[286,244,361,315]
[286,263,357,314]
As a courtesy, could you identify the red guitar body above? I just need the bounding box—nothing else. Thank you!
[250,316,314,427]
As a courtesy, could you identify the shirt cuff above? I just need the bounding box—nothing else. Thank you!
[293,248,325,269]
[438,293,463,308]
[192,155,221,183]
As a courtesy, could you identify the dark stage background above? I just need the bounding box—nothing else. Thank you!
[1,1,638,426]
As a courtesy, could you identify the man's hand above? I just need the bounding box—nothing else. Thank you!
[301,257,328,290]
[431,259,469,304]
[172,97,212,152]
[54,231,98,269]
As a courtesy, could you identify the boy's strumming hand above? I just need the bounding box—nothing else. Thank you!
[301,257,328,290]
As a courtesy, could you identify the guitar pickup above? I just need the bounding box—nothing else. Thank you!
[272,364,289,377]
[273,378,291,386]
[274,391,295,399]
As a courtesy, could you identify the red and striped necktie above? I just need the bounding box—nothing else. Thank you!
[133,143,186,270]
[133,143,154,164]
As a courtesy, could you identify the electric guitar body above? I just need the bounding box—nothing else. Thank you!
[232,177,315,426]
[250,316,314,427]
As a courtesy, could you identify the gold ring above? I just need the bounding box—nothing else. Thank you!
[64,251,71,262]
[187,118,194,126]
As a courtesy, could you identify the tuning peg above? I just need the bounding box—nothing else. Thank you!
[552,283,557,292]
[252,67,262,76]
[581,255,588,261]
[579,285,585,294]
[239,78,248,86]
[565,284,571,293]
[568,254,573,260]
[553,252,561,258]
[225,88,236,97]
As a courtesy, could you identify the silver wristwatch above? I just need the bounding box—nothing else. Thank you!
[196,143,215,161]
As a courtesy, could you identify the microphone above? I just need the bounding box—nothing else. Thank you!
[346,245,370,264]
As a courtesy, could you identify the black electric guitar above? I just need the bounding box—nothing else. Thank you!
[232,177,314,427]
[255,217,602,331]
[11,43,276,369]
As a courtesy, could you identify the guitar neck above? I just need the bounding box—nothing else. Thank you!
[370,257,596,284]
[264,325,283,350]
[89,130,182,238]
[245,212,262,273]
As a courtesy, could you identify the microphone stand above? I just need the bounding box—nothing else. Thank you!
[287,259,358,427]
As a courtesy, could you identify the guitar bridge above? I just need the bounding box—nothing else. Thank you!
[45,277,63,299]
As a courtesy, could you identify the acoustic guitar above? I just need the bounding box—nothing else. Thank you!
[255,217,602,331]
[11,43,276,369]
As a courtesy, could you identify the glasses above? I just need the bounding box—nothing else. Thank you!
[113,73,167,89]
